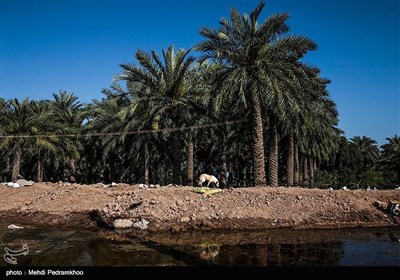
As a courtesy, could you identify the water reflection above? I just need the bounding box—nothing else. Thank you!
[198,244,220,261]
[0,226,398,266]
[216,242,343,266]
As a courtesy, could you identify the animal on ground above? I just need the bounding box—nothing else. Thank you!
[198,173,219,188]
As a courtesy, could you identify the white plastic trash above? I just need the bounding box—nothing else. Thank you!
[8,224,24,229]
[5,182,21,188]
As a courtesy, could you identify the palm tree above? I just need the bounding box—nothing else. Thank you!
[51,90,85,182]
[380,135,400,185]
[331,135,357,185]
[195,1,317,186]
[85,91,127,183]
[116,45,196,185]
[180,62,235,186]
[0,98,10,180]
[279,65,319,186]
[0,98,33,181]
[180,63,212,186]
[299,80,340,186]
[116,83,165,185]
[350,136,379,170]
[349,136,379,186]
[29,100,59,182]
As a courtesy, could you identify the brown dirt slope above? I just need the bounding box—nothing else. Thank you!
[0,182,399,232]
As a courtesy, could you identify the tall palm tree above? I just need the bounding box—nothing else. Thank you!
[298,79,340,185]
[0,98,10,180]
[29,100,59,182]
[85,91,127,183]
[0,98,33,181]
[116,45,196,185]
[279,64,319,186]
[178,61,237,186]
[117,83,165,185]
[179,63,213,186]
[195,1,317,186]
[51,90,85,182]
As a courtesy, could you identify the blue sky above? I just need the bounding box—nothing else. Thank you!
[0,0,399,146]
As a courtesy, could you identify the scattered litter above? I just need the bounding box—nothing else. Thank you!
[388,201,400,216]
[15,179,34,187]
[342,186,348,190]
[133,219,149,230]
[113,219,133,229]
[104,182,118,188]
[374,200,400,217]
[190,187,222,196]
[3,179,34,188]
[8,224,24,229]
[4,182,21,188]
[190,187,208,194]
[327,187,333,190]
[373,201,387,211]
[204,189,222,195]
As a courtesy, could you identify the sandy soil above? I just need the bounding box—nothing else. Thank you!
[0,182,399,232]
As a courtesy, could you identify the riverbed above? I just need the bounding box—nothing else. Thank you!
[1,226,399,266]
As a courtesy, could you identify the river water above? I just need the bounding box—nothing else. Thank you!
[0,225,399,266]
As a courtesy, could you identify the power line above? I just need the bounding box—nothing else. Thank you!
[0,120,246,139]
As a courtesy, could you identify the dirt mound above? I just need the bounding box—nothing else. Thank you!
[0,182,399,232]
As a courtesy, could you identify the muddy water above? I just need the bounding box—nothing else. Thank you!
[0,225,399,266]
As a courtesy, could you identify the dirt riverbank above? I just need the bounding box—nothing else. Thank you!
[1,182,399,232]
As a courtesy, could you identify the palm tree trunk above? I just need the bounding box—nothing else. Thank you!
[11,147,22,182]
[298,158,303,185]
[187,135,194,186]
[242,167,247,187]
[218,132,227,188]
[172,116,182,185]
[144,161,149,185]
[87,157,93,184]
[144,143,149,185]
[69,159,76,183]
[228,161,233,186]
[303,157,308,186]
[164,165,169,186]
[6,155,11,173]
[40,160,44,182]
[251,93,266,186]
[109,156,116,183]
[172,133,182,185]
[286,133,294,186]
[268,119,279,187]
[37,149,43,182]
[294,141,299,185]
[309,158,314,186]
